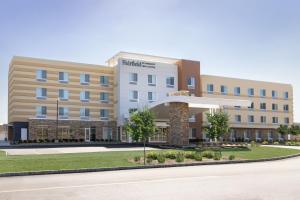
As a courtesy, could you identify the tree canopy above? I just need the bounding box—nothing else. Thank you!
[203,111,230,141]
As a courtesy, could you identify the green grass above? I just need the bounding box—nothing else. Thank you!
[0,146,299,173]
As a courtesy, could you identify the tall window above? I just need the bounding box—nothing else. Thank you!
[189,128,197,139]
[260,102,266,110]
[36,69,47,81]
[234,87,241,96]
[59,89,69,100]
[36,106,47,118]
[80,91,90,101]
[59,107,69,119]
[283,104,289,112]
[248,115,255,123]
[235,115,241,123]
[284,117,290,124]
[221,85,228,95]
[148,75,156,86]
[100,76,109,86]
[102,127,113,140]
[80,108,90,119]
[148,92,156,102]
[187,77,195,89]
[58,72,69,83]
[129,73,138,84]
[248,88,254,96]
[272,90,277,99]
[261,116,267,124]
[100,109,109,120]
[272,117,279,124]
[284,92,289,99]
[166,77,175,88]
[272,103,278,111]
[129,90,138,102]
[207,84,214,93]
[260,89,266,97]
[80,74,90,84]
[36,88,47,99]
[100,92,109,103]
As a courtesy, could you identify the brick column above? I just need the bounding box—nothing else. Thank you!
[168,102,189,146]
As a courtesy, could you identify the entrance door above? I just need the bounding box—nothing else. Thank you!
[21,128,28,141]
[85,128,91,142]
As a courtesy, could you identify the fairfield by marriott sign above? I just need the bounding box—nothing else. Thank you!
[122,59,156,69]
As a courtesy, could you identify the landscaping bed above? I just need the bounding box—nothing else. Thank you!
[0,146,299,174]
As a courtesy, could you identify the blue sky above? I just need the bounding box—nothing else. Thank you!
[0,0,300,124]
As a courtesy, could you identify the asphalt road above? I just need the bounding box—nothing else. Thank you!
[0,155,300,200]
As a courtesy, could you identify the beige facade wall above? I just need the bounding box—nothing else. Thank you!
[8,56,116,123]
[200,75,293,130]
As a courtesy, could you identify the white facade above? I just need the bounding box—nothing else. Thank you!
[114,58,178,126]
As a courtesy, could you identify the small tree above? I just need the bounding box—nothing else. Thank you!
[289,125,300,138]
[125,108,156,165]
[203,111,230,142]
[277,124,289,140]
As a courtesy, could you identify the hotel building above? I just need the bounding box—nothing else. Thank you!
[7,52,293,145]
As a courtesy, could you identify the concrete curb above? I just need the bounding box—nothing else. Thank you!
[1,153,300,178]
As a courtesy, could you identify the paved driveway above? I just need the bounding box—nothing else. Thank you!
[0,146,158,155]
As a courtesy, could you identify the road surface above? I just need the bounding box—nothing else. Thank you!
[0,155,300,200]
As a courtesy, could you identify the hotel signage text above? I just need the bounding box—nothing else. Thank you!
[122,59,156,69]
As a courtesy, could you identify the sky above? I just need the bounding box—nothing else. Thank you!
[0,0,300,124]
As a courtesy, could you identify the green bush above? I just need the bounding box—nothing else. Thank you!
[165,151,177,159]
[175,152,185,163]
[273,141,279,145]
[213,151,222,160]
[250,141,257,148]
[262,141,268,145]
[146,158,153,164]
[146,151,158,160]
[184,152,195,159]
[228,155,235,160]
[134,156,141,162]
[286,141,292,146]
[202,150,214,159]
[194,153,202,161]
[157,154,166,164]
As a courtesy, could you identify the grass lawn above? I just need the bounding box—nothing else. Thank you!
[0,146,299,173]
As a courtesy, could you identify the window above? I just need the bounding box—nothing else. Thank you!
[187,77,195,89]
[58,72,69,83]
[189,114,196,122]
[100,92,109,103]
[59,89,69,100]
[248,115,255,123]
[260,89,266,97]
[129,90,138,102]
[207,84,214,93]
[36,69,47,81]
[102,127,113,140]
[80,91,90,101]
[248,102,254,110]
[261,116,267,124]
[80,108,90,119]
[272,103,278,111]
[234,87,241,96]
[166,77,175,88]
[148,74,156,86]
[80,74,90,84]
[260,102,266,110]
[36,106,47,118]
[189,128,197,139]
[248,88,254,96]
[272,117,279,124]
[36,88,47,99]
[221,85,228,95]
[283,104,289,112]
[100,76,109,86]
[100,109,109,120]
[234,106,241,110]
[148,92,156,102]
[272,90,277,99]
[284,92,289,99]
[129,73,138,84]
[284,117,290,124]
[235,115,241,123]
[59,107,69,119]
[129,108,138,114]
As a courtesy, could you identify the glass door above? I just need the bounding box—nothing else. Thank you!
[85,128,91,142]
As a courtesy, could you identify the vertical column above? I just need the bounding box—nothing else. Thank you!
[168,102,189,146]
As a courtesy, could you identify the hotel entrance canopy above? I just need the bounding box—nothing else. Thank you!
[149,95,251,119]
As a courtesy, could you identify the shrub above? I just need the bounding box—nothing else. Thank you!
[250,141,257,148]
[147,151,158,160]
[175,152,185,163]
[286,141,292,146]
[157,154,166,164]
[134,156,141,162]
[228,155,235,160]
[184,152,195,159]
[165,151,177,159]
[213,151,222,160]
[146,158,153,164]
[262,141,268,145]
[273,141,279,145]
[194,153,202,161]
[202,150,214,159]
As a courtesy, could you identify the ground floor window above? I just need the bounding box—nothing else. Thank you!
[103,127,113,140]
[36,126,48,140]
[58,126,73,140]
[189,128,197,139]
[149,128,167,142]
